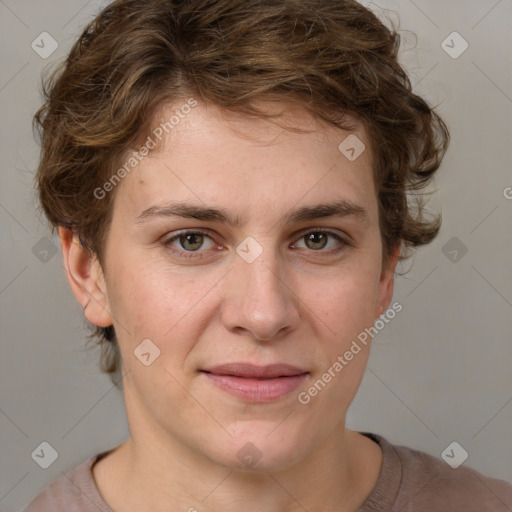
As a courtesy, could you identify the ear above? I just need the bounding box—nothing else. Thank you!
[375,243,400,319]
[58,227,113,328]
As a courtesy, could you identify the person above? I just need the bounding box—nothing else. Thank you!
[25,0,512,511]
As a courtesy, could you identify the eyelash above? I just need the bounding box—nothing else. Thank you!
[162,228,349,259]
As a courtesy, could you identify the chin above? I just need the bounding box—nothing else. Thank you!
[205,427,312,473]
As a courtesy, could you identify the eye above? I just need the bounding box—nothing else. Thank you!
[162,229,219,256]
[292,229,347,254]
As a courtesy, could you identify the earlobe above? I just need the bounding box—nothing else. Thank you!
[376,245,400,318]
[58,227,113,328]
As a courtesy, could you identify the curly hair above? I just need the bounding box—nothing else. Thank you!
[33,0,449,383]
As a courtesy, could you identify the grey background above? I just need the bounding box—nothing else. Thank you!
[0,0,511,510]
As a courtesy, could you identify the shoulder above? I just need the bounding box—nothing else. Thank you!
[23,452,113,512]
[371,432,512,512]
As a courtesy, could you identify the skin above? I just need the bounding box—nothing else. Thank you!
[60,99,399,512]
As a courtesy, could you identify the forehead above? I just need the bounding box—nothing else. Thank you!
[149,99,369,156]
[112,100,377,223]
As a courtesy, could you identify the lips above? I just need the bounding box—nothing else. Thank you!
[200,363,309,402]
[202,363,308,379]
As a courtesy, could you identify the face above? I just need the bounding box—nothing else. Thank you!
[79,100,397,471]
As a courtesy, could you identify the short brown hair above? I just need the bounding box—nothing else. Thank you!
[34,0,449,382]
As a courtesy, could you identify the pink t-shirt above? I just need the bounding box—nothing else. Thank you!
[24,432,512,511]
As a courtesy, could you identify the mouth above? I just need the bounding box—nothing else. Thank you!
[200,363,309,403]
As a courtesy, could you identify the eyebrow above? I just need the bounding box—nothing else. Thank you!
[135,199,370,227]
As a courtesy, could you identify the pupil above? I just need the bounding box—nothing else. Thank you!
[307,233,327,249]
[182,233,203,251]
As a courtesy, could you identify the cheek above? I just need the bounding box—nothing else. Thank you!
[306,262,381,339]
[106,258,223,358]
[299,270,380,412]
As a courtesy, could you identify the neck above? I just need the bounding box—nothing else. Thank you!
[92,384,382,511]
[94,428,381,512]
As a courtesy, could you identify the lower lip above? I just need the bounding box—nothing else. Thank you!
[202,372,309,403]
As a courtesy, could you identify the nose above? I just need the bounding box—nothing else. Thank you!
[220,246,301,341]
